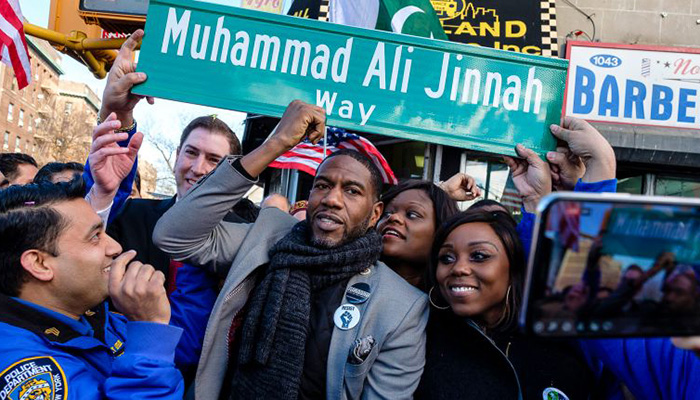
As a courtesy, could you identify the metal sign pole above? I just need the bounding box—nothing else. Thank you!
[323,126,328,159]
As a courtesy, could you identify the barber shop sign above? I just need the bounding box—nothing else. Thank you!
[564,41,700,130]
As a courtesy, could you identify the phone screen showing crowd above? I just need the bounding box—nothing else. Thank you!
[527,200,700,337]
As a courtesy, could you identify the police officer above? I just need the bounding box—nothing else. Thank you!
[0,118,184,399]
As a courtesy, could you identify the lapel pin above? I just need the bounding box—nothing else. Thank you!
[334,304,360,330]
[346,282,371,304]
[543,387,569,400]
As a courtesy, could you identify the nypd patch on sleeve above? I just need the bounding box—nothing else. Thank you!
[0,356,66,400]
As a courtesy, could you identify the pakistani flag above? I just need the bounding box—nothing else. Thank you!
[288,0,448,40]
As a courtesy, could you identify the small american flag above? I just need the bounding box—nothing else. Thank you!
[498,176,523,212]
[269,127,398,184]
[559,201,581,251]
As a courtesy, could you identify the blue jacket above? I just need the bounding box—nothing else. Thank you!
[0,295,184,399]
[578,338,700,400]
[169,262,218,380]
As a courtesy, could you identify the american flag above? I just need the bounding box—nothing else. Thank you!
[559,201,581,251]
[499,176,523,211]
[0,0,30,89]
[547,201,581,252]
[269,127,398,184]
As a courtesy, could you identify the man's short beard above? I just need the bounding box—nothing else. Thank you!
[310,217,371,249]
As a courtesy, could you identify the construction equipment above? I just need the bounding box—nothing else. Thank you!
[24,0,148,79]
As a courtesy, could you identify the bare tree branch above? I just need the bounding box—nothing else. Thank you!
[33,95,93,165]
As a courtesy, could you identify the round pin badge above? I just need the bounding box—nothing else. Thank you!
[542,387,570,400]
[334,304,360,330]
[346,283,371,304]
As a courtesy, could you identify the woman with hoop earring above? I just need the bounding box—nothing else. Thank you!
[415,209,599,400]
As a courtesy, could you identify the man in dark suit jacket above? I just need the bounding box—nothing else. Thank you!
[107,190,259,287]
[106,114,258,287]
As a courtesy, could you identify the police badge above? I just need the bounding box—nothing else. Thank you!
[0,357,67,400]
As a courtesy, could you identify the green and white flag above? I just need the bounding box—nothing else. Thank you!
[328,0,448,40]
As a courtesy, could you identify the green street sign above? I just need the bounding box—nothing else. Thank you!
[603,208,700,263]
[134,0,568,157]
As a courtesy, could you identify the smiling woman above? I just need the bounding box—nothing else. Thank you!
[416,209,600,400]
[430,210,523,333]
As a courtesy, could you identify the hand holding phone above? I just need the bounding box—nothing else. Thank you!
[521,193,700,338]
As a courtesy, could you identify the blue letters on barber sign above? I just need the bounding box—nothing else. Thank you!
[623,80,646,119]
[650,84,673,121]
[573,66,595,114]
[678,88,697,124]
[598,75,620,117]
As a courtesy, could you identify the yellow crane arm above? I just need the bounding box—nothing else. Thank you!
[23,22,140,79]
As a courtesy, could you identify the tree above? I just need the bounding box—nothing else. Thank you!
[149,131,177,196]
[33,95,94,165]
[137,113,193,196]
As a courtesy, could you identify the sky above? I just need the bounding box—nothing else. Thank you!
[21,0,256,192]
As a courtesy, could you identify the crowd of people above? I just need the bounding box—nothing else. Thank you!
[1,30,699,400]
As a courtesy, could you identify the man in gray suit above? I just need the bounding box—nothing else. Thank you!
[154,100,428,399]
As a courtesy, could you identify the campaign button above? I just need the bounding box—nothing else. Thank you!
[543,387,570,400]
[346,283,371,304]
[334,304,360,330]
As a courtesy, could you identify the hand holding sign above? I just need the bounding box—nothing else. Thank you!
[549,117,616,184]
[504,144,552,213]
[547,146,585,191]
[100,29,154,127]
[109,250,170,325]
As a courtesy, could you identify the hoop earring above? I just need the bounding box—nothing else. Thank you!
[429,286,450,310]
[505,285,512,309]
[495,285,513,326]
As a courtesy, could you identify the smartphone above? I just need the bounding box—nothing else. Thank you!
[520,192,700,338]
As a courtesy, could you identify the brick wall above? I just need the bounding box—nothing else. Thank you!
[0,41,61,158]
[557,0,700,49]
